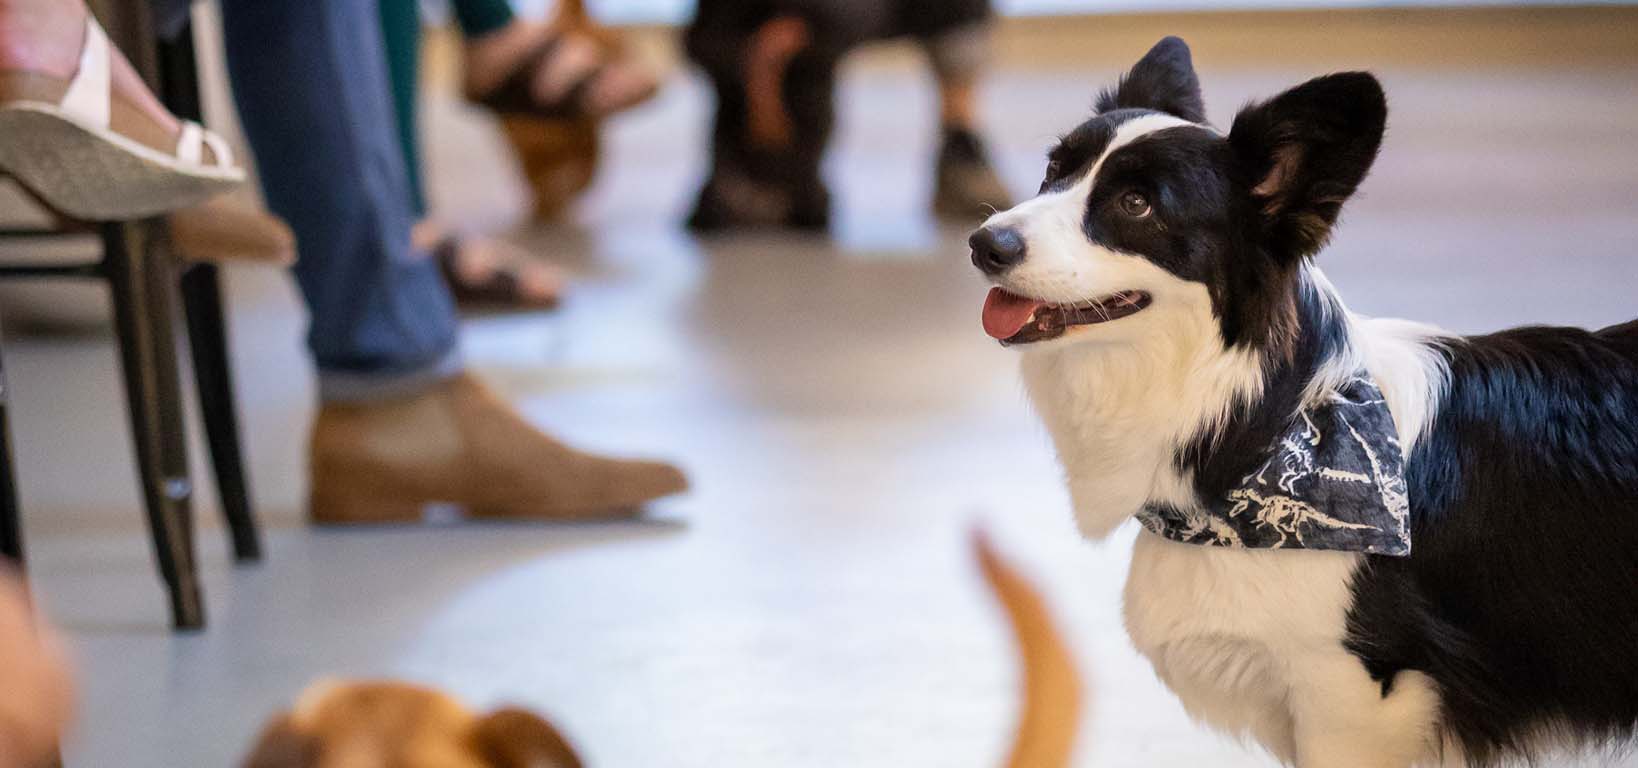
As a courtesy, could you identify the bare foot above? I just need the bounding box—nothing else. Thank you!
[462,19,655,118]
[449,237,564,307]
[417,220,565,309]
[0,0,181,136]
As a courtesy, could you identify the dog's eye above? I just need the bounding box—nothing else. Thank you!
[1118,191,1152,218]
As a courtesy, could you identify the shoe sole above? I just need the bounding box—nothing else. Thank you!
[0,104,242,221]
[308,488,668,526]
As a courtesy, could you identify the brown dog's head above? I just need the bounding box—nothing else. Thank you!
[242,681,582,768]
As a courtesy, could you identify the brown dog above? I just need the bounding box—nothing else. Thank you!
[243,533,1081,767]
[242,682,582,768]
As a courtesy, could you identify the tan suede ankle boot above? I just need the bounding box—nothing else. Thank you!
[308,373,687,524]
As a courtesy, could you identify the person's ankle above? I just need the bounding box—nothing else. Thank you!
[0,0,85,78]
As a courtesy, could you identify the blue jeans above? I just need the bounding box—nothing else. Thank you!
[219,0,460,400]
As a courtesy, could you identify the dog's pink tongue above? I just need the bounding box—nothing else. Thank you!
[983,287,1046,340]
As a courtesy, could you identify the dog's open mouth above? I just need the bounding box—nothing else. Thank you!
[982,287,1152,345]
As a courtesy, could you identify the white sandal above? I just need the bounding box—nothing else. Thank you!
[0,16,243,221]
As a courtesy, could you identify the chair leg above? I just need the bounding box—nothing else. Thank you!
[181,263,261,563]
[0,348,22,566]
[104,221,204,631]
[158,18,261,565]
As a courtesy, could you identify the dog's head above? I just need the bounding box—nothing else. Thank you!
[242,681,582,768]
[973,37,1385,353]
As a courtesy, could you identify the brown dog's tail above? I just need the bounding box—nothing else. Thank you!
[975,530,1084,768]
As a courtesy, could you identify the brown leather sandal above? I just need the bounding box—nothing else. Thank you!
[434,235,564,312]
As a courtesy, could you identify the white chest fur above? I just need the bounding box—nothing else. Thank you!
[1123,532,1364,761]
[1017,290,1266,541]
[1020,287,1452,765]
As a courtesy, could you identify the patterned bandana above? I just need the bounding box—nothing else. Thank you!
[1136,375,1412,556]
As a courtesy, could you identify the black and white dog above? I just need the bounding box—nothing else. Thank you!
[972,37,1638,767]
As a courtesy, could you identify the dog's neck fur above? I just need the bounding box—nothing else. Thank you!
[1020,267,1359,539]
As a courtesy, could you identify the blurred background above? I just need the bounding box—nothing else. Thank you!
[0,0,1634,766]
[517,0,1621,25]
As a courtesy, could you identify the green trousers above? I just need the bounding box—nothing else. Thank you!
[377,0,517,216]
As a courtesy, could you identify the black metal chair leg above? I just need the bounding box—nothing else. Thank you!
[159,20,261,565]
[0,349,22,566]
[104,221,204,631]
[180,264,260,563]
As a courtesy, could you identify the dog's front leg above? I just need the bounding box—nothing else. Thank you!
[1288,653,1441,768]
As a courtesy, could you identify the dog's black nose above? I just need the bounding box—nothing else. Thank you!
[969,226,1027,275]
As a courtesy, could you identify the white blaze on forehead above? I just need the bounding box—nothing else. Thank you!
[979,113,1209,306]
[1067,113,1204,200]
[984,112,1204,233]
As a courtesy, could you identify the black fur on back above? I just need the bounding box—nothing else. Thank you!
[1344,323,1638,765]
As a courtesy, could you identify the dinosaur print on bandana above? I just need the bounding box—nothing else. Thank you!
[1137,376,1413,556]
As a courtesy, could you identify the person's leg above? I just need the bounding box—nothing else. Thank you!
[0,0,240,219]
[459,0,655,120]
[376,0,564,309]
[926,25,987,132]
[450,0,515,39]
[758,0,990,139]
[377,0,427,217]
[739,0,887,154]
[905,0,1013,218]
[0,0,177,140]
[685,0,842,230]
[220,0,457,397]
[218,0,686,520]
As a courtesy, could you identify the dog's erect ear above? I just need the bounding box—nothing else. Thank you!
[1096,36,1205,123]
[1229,72,1386,259]
[241,714,319,768]
[470,708,584,768]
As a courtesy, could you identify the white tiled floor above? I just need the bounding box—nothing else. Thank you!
[3,25,1637,768]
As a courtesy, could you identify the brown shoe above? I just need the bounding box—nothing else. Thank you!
[933,127,1013,221]
[308,373,687,524]
[168,198,295,265]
